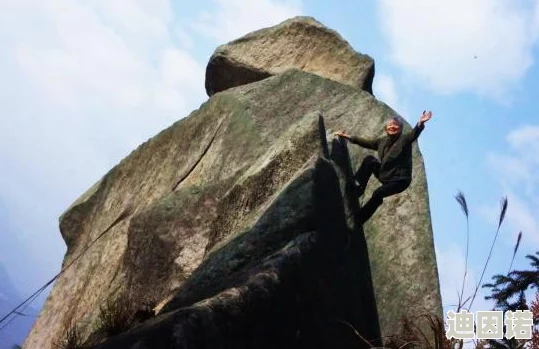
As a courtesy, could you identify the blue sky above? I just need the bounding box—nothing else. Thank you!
[1,0,539,333]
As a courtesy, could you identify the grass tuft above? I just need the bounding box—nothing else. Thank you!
[95,293,134,337]
[52,321,86,349]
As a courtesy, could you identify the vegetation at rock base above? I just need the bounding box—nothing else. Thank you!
[52,321,86,349]
[339,193,537,349]
[49,190,538,349]
[335,192,538,349]
[477,252,539,349]
[94,293,135,337]
[49,293,158,348]
[422,192,538,349]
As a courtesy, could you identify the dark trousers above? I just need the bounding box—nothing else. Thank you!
[354,155,410,224]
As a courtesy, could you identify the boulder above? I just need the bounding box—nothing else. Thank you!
[205,16,375,96]
[23,69,442,349]
[87,117,384,349]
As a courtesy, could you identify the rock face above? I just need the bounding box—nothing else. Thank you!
[23,17,441,349]
[205,16,375,96]
[87,118,385,349]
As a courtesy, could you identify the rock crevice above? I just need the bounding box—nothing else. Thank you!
[90,115,382,349]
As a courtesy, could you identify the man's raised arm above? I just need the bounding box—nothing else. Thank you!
[334,131,379,150]
[404,110,432,143]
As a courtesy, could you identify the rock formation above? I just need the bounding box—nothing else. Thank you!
[23,16,442,349]
[205,16,375,96]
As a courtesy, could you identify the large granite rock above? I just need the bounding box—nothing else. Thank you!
[205,16,375,96]
[23,16,441,349]
[86,116,384,349]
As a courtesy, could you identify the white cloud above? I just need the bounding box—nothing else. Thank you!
[174,25,195,49]
[484,124,539,246]
[436,243,493,313]
[0,0,205,294]
[189,0,302,43]
[486,153,532,187]
[377,0,539,99]
[373,73,416,123]
[160,48,202,87]
[0,0,304,296]
[507,125,539,159]
[374,73,398,107]
[11,0,205,112]
[504,192,539,243]
[534,1,539,39]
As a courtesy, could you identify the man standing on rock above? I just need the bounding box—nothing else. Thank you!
[334,111,433,224]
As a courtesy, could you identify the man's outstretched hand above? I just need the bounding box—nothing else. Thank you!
[334,130,350,139]
[420,110,433,124]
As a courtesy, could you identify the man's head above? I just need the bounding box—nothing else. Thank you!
[385,116,403,136]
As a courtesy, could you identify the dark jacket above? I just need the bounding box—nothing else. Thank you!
[349,122,424,183]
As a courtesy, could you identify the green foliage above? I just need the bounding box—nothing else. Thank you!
[445,192,538,348]
[479,252,539,348]
[484,252,539,309]
[339,191,532,349]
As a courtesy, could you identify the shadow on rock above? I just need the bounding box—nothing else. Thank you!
[89,114,382,349]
